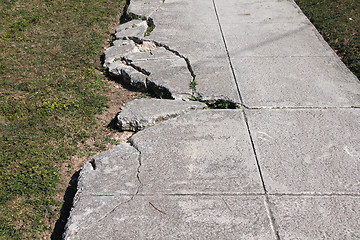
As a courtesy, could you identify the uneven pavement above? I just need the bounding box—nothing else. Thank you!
[63,0,360,239]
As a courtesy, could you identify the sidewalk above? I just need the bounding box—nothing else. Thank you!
[64,0,360,239]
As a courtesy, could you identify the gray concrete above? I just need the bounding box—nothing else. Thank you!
[66,195,274,240]
[131,110,264,194]
[64,0,360,239]
[64,110,275,239]
[270,196,360,239]
[215,0,360,107]
[246,109,360,194]
[117,98,206,131]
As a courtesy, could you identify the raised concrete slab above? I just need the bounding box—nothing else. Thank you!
[270,196,360,239]
[117,98,206,131]
[246,109,360,194]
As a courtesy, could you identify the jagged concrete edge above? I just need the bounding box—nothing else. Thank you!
[63,143,143,239]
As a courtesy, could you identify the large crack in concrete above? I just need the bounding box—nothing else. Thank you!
[63,1,242,238]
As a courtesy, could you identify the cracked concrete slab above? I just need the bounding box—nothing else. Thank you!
[131,110,264,194]
[269,196,360,239]
[246,109,360,194]
[63,0,360,238]
[64,110,271,239]
[64,144,140,239]
[66,195,275,240]
[117,98,207,131]
[73,144,140,195]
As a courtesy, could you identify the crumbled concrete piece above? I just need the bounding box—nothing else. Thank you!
[109,61,147,91]
[137,40,157,52]
[115,20,148,39]
[117,98,206,131]
[143,58,193,100]
[64,144,140,239]
[103,45,135,67]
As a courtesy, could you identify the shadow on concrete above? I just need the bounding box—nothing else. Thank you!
[51,171,80,240]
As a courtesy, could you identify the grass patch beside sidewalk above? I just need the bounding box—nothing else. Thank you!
[295,0,360,79]
[0,0,129,238]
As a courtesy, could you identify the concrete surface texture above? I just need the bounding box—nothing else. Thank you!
[64,0,360,239]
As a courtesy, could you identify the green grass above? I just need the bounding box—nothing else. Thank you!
[0,0,126,238]
[295,0,360,79]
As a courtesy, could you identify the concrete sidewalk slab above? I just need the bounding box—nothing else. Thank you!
[131,110,263,194]
[222,22,333,57]
[215,0,309,23]
[63,0,360,239]
[270,196,360,239]
[233,56,360,107]
[246,109,360,194]
[66,195,275,240]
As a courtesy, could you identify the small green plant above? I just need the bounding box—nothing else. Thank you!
[190,94,202,101]
[189,80,197,91]
[144,25,155,36]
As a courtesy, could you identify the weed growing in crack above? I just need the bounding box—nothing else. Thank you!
[190,94,202,101]
[189,80,197,91]
[144,25,155,37]
[206,100,239,109]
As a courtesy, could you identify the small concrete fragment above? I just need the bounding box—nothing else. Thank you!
[115,20,148,39]
[108,61,147,91]
[270,196,360,239]
[103,45,135,67]
[117,98,206,131]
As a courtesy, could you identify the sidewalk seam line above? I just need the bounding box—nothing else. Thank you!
[211,1,280,239]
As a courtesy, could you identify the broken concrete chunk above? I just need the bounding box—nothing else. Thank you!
[115,20,144,33]
[115,20,148,40]
[103,45,135,67]
[112,39,136,47]
[126,46,176,60]
[108,61,147,91]
[137,58,193,100]
[76,144,140,195]
[117,98,206,131]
